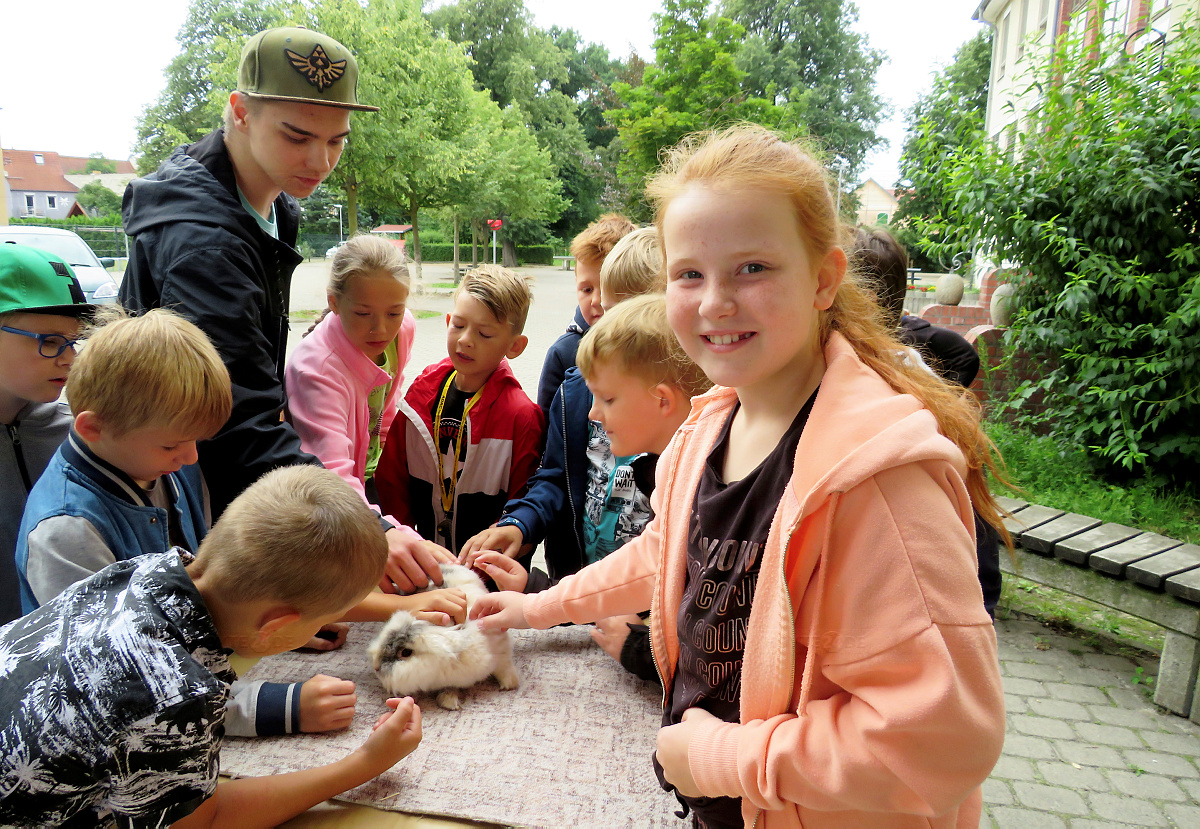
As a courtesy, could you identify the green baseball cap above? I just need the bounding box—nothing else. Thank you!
[0,244,94,317]
[238,26,379,112]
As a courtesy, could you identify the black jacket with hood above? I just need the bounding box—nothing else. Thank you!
[120,129,317,515]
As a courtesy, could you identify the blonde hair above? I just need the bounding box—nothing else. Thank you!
[191,465,386,615]
[454,264,534,334]
[647,124,1011,547]
[577,294,712,399]
[599,225,665,302]
[328,234,410,300]
[68,308,231,438]
[570,213,637,268]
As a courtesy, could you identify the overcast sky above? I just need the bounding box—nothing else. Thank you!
[2,0,984,187]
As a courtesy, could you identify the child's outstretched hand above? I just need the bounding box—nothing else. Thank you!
[459,525,525,566]
[356,697,422,775]
[382,528,455,593]
[469,591,531,632]
[409,587,469,626]
[656,707,716,798]
[473,551,529,592]
[299,674,357,732]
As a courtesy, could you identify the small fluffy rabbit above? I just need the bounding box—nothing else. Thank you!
[367,563,519,710]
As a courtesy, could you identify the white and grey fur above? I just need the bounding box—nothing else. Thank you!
[367,563,519,709]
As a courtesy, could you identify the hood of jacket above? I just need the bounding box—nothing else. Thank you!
[123,130,300,246]
[566,305,589,337]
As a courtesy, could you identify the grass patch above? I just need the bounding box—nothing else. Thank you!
[986,420,1200,544]
[413,309,442,320]
[426,282,456,290]
[288,309,323,322]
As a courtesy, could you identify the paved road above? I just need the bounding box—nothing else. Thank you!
[290,258,1200,827]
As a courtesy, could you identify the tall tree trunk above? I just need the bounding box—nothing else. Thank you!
[452,214,461,284]
[346,175,359,236]
[501,236,517,268]
[408,194,422,283]
[471,219,481,267]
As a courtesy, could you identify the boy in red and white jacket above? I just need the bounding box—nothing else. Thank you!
[376,265,544,555]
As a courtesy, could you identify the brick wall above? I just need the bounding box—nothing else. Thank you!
[914,269,1003,336]
[966,325,1054,431]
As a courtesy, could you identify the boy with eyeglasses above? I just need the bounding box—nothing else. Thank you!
[0,244,94,624]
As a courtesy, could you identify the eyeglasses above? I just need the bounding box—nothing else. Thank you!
[0,325,80,358]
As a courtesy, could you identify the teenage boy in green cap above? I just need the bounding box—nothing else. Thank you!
[0,244,94,625]
[121,26,451,593]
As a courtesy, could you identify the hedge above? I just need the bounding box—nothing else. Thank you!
[413,243,554,266]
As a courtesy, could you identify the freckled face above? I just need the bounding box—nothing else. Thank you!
[663,184,841,400]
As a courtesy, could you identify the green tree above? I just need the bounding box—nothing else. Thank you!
[83,153,117,174]
[721,0,887,182]
[926,20,1200,480]
[892,30,991,271]
[608,0,790,217]
[428,0,599,239]
[74,180,122,217]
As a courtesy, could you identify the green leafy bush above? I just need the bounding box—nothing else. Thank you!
[929,19,1200,480]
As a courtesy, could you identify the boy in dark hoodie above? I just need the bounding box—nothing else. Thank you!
[120,26,449,593]
[535,213,636,419]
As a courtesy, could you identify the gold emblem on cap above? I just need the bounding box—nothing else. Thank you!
[285,44,347,92]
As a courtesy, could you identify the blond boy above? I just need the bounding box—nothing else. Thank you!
[475,295,711,678]
[596,225,666,309]
[15,309,357,737]
[0,465,422,828]
[376,265,545,556]
[535,213,636,416]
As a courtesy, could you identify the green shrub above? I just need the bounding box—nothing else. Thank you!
[928,19,1200,481]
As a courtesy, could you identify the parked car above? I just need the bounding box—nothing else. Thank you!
[0,226,120,304]
[326,241,347,258]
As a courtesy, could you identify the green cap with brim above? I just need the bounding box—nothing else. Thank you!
[238,26,379,112]
[0,244,95,318]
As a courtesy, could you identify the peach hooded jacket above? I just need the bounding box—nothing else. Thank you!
[525,332,1006,828]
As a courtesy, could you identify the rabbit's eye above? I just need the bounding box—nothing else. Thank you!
[400,648,414,659]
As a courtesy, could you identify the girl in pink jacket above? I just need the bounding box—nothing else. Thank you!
[287,235,463,624]
[472,126,1009,828]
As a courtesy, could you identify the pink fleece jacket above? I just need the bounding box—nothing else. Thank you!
[525,332,1005,828]
[285,310,417,533]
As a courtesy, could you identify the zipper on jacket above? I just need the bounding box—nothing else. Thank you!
[650,422,692,707]
[6,423,32,492]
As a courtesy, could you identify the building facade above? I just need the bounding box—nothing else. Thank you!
[973,0,1197,150]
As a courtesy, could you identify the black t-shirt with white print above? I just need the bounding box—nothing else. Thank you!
[657,390,816,829]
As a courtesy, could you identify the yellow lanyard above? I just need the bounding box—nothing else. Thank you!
[434,371,484,520]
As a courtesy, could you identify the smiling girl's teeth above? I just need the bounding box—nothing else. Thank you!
[706,333,750,345]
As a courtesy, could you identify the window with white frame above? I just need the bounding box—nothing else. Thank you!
[999,11,1011,78]
[1018,0,1030,56]
[33,154,44,165]
[25,194,35,213]
[47,195,57,209]
[1039,0,1052,32]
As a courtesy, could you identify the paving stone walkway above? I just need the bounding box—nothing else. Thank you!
[987,616,1200,828]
